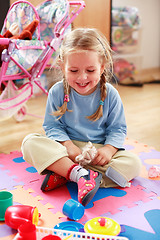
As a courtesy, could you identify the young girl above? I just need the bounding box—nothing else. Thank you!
[21,28,142,206]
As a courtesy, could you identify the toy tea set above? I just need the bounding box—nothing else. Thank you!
[0,191,128,240]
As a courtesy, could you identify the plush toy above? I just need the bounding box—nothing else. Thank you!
[75,141,97,166]
[148,165,160,178]
[0,19,39,66]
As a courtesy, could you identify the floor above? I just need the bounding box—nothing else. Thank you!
[0,81,160,154]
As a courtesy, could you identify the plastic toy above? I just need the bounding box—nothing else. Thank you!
[54,221,84,232]
[148,165,160,178]
[42,234,73,240]
[17,222,36,240]
[42,235,61,240]
[13,225,129,240]
[62,199,85,220]
[84,217,121,236]
[5,205,41,229]
[0,191,13,221]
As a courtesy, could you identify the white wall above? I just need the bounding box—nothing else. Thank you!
[112,0,160,69]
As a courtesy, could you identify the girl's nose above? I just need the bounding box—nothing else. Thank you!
[77,71,87,80]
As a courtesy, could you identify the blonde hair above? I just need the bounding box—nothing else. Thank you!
[54,28,113,121]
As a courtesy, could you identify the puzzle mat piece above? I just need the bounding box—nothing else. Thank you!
[0,185,65,239]
[124,138,155,154]
[0,234,16,240]
[0,151,43,186]
[139,149,160,170]
[23,180,71,214]
[25,181,128,221]
[0,168,24,190]
[132,176,160,195]
[119,209,160,240]
[145,209,160,235]
[130,148,160,194]
[0,151,22,163]
[79,184,156,224]
[0,223,17,238]
[67,181,126,209]
[13,186,65,227]
[102,195,160,233]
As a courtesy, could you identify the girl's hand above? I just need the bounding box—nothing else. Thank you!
[61,140,82,162]
[92,145,118,166]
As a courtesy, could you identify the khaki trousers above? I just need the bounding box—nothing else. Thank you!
[21,133,142,188]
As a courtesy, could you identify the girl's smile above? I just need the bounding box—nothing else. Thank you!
[62,50,104,95]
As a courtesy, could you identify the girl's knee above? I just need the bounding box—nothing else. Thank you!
[22,133,44,147]
[21,133,42,159]
[113,150,142,180]
[127,151,142,177]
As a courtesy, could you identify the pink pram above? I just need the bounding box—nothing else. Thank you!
[0,0,85,121]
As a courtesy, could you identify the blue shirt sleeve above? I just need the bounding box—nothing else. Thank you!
[103,84,127,147]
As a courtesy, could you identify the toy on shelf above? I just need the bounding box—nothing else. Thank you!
[84,217,121,236]
[114,58,136,80]
[112,6,141,54]
[113,58,143,86]
[5,205,41,230]
[112,6,140,28]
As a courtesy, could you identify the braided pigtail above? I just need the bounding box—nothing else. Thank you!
[86,71,107,121]
[53,79,72,119]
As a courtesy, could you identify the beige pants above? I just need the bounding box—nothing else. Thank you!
[21,133,142,188]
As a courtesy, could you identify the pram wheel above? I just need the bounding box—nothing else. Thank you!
[13,105,27,122]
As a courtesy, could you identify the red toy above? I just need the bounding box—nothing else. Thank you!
[17,222,36,240]
[5,205,40,230]
[42,235,61,240]
[0,19,39,66]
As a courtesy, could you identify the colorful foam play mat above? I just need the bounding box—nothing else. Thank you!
[0,138,160,240]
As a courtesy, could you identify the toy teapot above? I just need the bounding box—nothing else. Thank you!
[84,217,121,236]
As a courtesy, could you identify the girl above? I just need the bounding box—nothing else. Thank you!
[21,28,142,206]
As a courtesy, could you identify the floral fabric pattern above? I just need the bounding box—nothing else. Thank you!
[6,39,47,75]
[1,2,39,39]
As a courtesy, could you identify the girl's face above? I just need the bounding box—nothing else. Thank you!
[61,50,105,95]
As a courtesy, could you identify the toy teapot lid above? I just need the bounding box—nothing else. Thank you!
[84,217,121,236]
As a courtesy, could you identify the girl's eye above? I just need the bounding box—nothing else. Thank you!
[87,69,95,72]
[70,69,78,73]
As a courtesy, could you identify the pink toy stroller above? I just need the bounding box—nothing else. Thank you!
[0,0,85,121]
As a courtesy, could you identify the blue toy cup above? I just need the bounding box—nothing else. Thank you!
[62,199,85,221]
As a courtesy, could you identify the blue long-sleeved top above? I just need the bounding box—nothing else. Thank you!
[43,80,127,148]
